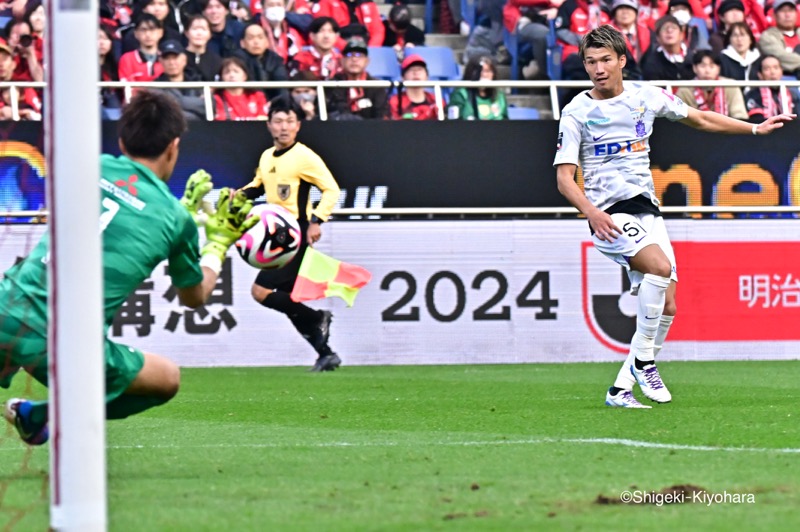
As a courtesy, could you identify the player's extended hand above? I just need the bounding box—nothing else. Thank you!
[587,209,621,242]
[180,169,214,225]
[202,188,259,261]
[755,113,796,135]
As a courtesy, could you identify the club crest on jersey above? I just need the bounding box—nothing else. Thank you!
[635,120,646,137]
[277,184,291,200]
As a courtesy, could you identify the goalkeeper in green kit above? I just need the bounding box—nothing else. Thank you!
[0,91,257,446]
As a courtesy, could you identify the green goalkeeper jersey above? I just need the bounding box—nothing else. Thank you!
[3,154,204,325]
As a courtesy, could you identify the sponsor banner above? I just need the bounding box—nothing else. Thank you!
[1,221,799,366]
[3,121,800,212]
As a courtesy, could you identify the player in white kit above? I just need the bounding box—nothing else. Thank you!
[554,25,794,408]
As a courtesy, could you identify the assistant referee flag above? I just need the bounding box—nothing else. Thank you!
[290,248,371,306]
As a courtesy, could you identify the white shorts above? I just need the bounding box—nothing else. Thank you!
[591,213,678,293]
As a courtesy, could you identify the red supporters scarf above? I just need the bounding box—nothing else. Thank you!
[693,86,728,116]
[760,87,793,117]
[348,72,368,113]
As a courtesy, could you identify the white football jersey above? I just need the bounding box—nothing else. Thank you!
[553,82,689,211]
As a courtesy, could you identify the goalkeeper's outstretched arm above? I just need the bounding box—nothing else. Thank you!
[177,188,258,307]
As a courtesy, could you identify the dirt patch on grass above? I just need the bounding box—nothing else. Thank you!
[595,484,709,505]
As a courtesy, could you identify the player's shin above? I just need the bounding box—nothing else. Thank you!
[630,274,670,363]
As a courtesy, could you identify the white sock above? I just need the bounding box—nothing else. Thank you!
[613,351,636,390]
[629,274,670,363]
[653,314,675,358]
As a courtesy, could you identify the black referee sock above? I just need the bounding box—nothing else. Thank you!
[261,291,321,329]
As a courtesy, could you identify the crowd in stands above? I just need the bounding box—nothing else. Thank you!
[1,0,800,121]
[498,0,800,118]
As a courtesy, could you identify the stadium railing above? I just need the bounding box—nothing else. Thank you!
[3,78,800,122]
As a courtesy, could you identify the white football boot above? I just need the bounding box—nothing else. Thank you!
[605,389,652,409]
[631,364,672,403]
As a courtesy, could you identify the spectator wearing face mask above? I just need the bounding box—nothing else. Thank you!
[382,3,425,53]
[258,0,307,62]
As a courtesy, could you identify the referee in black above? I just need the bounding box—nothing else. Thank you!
[240,98,342,372]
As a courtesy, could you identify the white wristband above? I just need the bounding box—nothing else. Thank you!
[200,254,223,275]
[752,124,758,136]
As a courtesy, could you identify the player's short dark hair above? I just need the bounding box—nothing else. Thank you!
[691,49,721,66]
[309,16,339,35]
[268,95,303,122]
[579,25,627,61]
[118,91,187,159]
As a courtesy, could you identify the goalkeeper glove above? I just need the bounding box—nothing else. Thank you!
[180,169,214,225]
[200,188,259,273]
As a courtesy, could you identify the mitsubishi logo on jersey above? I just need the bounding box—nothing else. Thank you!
[114,174,139,196]
[594,139,647,156]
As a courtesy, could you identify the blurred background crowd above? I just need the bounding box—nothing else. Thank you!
[0,0,798,121]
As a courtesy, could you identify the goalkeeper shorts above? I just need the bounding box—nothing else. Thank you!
[0,281,144,402]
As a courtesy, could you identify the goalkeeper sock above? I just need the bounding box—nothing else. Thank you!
[260,291,321,328]
[653,315,675,358]
[106,394,170,420]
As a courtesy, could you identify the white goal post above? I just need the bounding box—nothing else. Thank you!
[46,0,106,530]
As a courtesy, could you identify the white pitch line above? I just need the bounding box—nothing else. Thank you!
[2,437,798,454]
[97,437,800,454]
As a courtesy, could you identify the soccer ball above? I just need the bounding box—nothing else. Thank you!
[235,204,302,269]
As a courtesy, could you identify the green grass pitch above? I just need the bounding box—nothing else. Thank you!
[1,361,799,530]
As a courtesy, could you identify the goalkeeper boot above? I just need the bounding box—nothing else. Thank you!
[631,363,672,403]
[605,388,652,409]
[310,344,341,372]
[4,399,49,445]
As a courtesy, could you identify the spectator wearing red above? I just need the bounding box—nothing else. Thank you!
[388,54,442,120]
[502,0,560,80]
[0,39,41,120]
[25,2,46,42]
[184,14,223,81]
[232,21,289,100]
[675,49,748,119]
[4,19,43,82]
[118,14,164,82]
[328,37,388,119]
[744,54,800,120]
[290,16,343,80]
[214,56,270,120]
[712,0,767,49]
[611,0,653,64]
[100,23,123,119]
[555,0,610,82]
[259,0,306,62]
[637,0,669,31]
[637,0,705,31]
[311,0,385,48]
[758,0,800,77]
